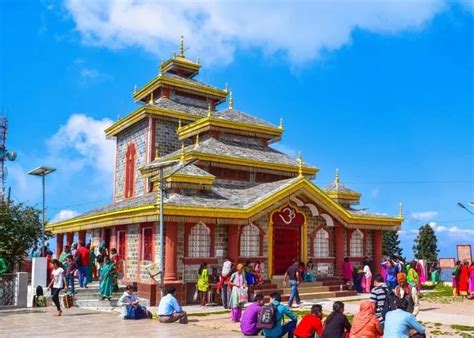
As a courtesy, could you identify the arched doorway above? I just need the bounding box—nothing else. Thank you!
[270,204,306,275]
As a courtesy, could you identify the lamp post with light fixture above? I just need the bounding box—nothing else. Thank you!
[28,166,56,238]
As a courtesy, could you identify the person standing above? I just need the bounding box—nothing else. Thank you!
[342,257,354,285]
[452,261,461,296]
[240,294,264,336]
[87,245,97,284]
[349,300,383,338]
[383,260,398,289]
[99,256,115,300]
[229,263,247,322]
[47,259,66,317]
[294,304,324,338]
[394,273,419,316]
[406,261,419,290]
[65,255,77,294]
[283,261,301,307]
[383,298,425,338]
[262,292,298,338]
[197,262,209,307]
[217,273,231,309]
[58,246,70,268]
[110,248,122,292]
[458,261,470,298]
[75,241,91,289]
[362,261,373,293]
[468,262,474,299]
[321,301,351,338]
[370,274,390,327]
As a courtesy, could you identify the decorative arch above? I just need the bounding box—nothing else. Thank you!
[320,214,334,227]
[313,227,330,258]
[350,228,364,257]
[124,143,136,198]
[239,223,260,257]
[188,222,211,258]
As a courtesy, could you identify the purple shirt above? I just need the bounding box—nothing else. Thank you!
[240,302,262,335]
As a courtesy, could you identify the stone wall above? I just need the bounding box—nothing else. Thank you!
[126,224,139,280]
[170,91,208,108]
[115,119,149,201]
[155,118,182,157]
[365,230,374,259]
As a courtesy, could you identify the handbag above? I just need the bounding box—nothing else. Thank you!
[193,289,199,302]
[238,287,248,303]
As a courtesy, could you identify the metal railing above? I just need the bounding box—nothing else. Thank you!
[0,273,18,307]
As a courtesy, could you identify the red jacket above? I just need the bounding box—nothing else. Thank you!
[76,246,90,267]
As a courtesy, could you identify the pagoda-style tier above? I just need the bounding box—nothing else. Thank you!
[324,169,361,206]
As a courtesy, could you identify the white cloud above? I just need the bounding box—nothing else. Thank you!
[50,209,80,223]
[410,211,439,221]
[429,222,474,236]
[47,114,115,174]
[63,0,451,65]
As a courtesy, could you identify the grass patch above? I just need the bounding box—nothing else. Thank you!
[452,325,474,332]
[420,284,460,303]
[188,310,230,317]
[434,322,442,327]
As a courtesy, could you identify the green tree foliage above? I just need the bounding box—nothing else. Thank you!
[382,230,403,257]
[0,201,49,272]
[413,223,439,263]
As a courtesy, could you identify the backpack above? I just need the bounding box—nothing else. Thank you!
[256,303,277,329]
[126,305,147,320]
[381,287,397,320]
[33,295,47,307]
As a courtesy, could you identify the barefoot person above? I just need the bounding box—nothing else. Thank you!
[47,259,66,316]
[157,287,188,324]
[99,256,115,300]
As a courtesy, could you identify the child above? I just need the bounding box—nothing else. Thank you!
[65,255,77,294]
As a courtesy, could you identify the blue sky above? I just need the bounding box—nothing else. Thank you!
[1,0,473,259]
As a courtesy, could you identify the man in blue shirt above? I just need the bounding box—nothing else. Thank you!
[384,298,425,338]
[157,287,188,324]
[263,292,297,338]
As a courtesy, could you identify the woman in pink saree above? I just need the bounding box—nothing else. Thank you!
[416,260,426,285]
[469,262,474,299]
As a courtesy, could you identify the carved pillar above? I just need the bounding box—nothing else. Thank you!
[56,233,64,257]
[335,225,345,275]
[373,230,383,274]
[66,232,74,247]
[228,225,239,262]
[164,223,178,282]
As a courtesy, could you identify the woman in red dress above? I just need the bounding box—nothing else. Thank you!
[458,261,470,298]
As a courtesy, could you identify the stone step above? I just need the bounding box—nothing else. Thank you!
[75,299,119,308]
[281,286,332,293]
[72,292,124,300]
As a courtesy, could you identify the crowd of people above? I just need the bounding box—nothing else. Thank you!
[452,260,474,299]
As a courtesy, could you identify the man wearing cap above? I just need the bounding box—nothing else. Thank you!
[394,272,419,316]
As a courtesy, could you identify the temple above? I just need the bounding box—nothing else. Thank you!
[47,38,403,303]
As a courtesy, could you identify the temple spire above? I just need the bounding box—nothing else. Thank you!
[279,117,283,130]
[334,168,340,184]
[207,102,212,118]
[180,143,185,162]
[398,202,404,218]
[228,91,233,109]
[179,35,185,58]
[297,152,303,177]
[195,134,200,149]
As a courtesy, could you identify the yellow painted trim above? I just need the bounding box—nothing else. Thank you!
[133,75,228,103]
[165,151,319,176]
[327,191,361,201]
[302,221,308,263]
[47,177,402,234]
[165,173,215,185]
[267,221,273,277]
[177,116,282,139]
[160,57,201,73]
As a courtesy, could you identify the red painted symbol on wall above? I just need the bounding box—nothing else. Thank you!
[272,205,305,227]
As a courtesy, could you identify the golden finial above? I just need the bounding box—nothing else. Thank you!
[195,134,200,148]
[228,91,233,109]
[133,84,137,93]
[180,143,185,162]
[334,168,340,184]
[297,152,303,177]
[224,82,229,93]
[279,117,283,130]
[196,56,200,65]
[398,202,404,218]
[207,102,212,118]
[149,91,154,105]
[178,119,182,129]
[179,35,185,58]
[154,146,160,160]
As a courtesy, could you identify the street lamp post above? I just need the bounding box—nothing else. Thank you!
[457,202,474,216]
[153,159,196,296]
[28,166,56,239]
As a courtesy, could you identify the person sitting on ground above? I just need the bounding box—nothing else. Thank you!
[370,274,392,327]
[294,304,323,338]
[349,300,383,338]
[383,297,425,338]
[244,261,257,286]
[304,260,316,282]
[262,292,298,338]
[157,287,188,324]
[118,285,147,320]
[209,268,220,283]
[298,261,307,282]
[253,261,264,285]
[321,301,351,338]
[394,272,419,316]
[240,294,264,336]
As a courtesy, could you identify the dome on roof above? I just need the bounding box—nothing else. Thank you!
[324,169,361,206]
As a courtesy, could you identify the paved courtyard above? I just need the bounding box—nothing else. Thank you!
[0,307,242,338]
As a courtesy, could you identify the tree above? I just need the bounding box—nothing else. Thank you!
[0,201,50,272]
[382,230,403,257]
[413,224,439,263]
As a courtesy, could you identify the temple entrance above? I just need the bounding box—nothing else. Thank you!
[273,227,300,275]
[270,204,306,276]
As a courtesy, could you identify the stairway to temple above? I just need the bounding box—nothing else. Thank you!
[252,276,357,303]
[68,282,129,312]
